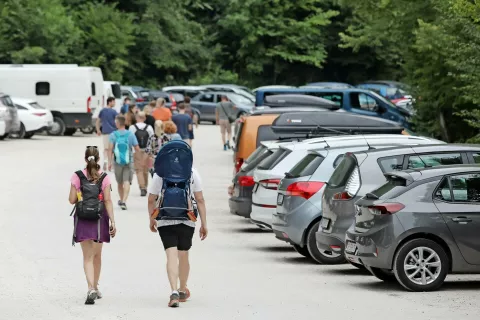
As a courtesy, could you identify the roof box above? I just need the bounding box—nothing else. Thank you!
[272,111,404,138]
[264,94,339,110]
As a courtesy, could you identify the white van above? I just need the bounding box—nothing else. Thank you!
[82,81,122,134]
[0,64,104,135]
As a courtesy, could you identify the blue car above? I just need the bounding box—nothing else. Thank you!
[254,88,412,129]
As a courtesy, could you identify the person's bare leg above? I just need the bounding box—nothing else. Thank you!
[93,242,103,291]
[178,250,190,292]
[227,126,232,146]
[220,124,226,145]
[123,181,131,203]
[80,241,96,290]
[117,183,124,201]
[165,247,179,291]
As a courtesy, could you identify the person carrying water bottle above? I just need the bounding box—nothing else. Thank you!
[147,140,208,308]
[108,115,140,210]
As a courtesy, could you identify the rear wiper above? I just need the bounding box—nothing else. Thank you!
[284,172,295,179]
[366,192,379,200]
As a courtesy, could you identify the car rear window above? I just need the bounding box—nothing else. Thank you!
[288,154,325,178]
[243,149,274,172]
[246,145,267,164]
[328,154,357,188]
[257,148,291,170]
[256,125,280,148]
[367,176,408,200]
[407,153,462,169]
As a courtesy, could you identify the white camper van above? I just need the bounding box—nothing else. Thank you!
[0,64,104,135]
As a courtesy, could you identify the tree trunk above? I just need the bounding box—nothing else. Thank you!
[438,110,450,142]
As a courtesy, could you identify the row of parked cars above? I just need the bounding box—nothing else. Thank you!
[228,97,480,292]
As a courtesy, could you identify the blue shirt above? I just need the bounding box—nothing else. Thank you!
[98,108,118,134]
[172,113,193,140]
[121,104,129,115]
[109,129,139,163]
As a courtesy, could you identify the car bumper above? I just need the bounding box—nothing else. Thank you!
[229,196,252,218]
[63,113,92,128]
[250,204,274,229]
[315,231,345,255]
[273,229,294,244]
[0,120,6,135]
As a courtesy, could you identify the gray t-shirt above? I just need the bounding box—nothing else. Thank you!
[216,101,235,120]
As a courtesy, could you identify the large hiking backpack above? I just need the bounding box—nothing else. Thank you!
[154,140,194,220]
[113,131,131,165]
[134,124,150,149]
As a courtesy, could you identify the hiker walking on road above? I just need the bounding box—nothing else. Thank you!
[129,112,154,196]
[172,103,193,146]
[121,97,131,115]
[216,95,236,151]
[125,104,138,130]
[69,146,116,305]
[108,115,140,210]
[152,98,172,122]
[183,96,198,146]
[144,101,156,128]
[96,97,118,171]
[147,141,208,308]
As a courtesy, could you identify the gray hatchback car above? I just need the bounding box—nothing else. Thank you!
[345,165,480,291]
[318,144,480,265]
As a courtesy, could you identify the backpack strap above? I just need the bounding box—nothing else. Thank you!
[96,172,107,187]
[75,170,89,184]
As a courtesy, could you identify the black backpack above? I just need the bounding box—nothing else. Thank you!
[72,171,106,221]
[135,124,150,149]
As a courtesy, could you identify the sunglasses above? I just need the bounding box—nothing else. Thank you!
[86,146,98,149]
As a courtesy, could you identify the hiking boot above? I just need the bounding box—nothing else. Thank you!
[120,202,127,210]
[179,288,190,302]
[140,189,147,197]
[168,293,180,308]
[85,289,97,305]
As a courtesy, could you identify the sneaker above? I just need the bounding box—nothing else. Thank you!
[96,290,102,299]
[120,202,127,210]
[168,293,180,308]
[223,144,227,151]
[118,200,122,206]
[226,140,231,149]
[140,189,147,197]
[179,288,190,302]
[85,289,97,305]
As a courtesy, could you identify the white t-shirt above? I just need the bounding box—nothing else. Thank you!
[129,122,154,137]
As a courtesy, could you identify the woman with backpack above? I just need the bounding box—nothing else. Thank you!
[146,120,182,177]
[69,146,117,305]
[129,112,154,196]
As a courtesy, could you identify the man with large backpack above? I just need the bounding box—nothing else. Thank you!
[147,140,208,308]
[108,115,140,210]
[129,112,154,196]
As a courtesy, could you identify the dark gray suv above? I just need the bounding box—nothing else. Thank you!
[318,144,480,264]
[345,165,480,291]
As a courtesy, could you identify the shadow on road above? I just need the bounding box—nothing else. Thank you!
[351,279,480,292]
[275,256,317,265]
[322,267,371,276]
[254,245,295,253]
[226,227,272,234]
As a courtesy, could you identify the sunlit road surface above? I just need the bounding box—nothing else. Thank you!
[0,126,479,320]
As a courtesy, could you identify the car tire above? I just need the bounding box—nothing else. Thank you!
[306,221,346,264]
[64,128,77,136]
[393,239,449,292]
[24,132,35,139]
[293,244,311,258]
[80,126,95,134]
[48,117,65,136]
[367,266,396,282]
[11,123,26,139]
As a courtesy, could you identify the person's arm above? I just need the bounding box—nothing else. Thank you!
[188,117,193,131]
[103,183,116,237]
[69,184,78,204]
[194,191,208,240]
[148,193,158,232]
[108,138,114,171]
[96,116,101,136]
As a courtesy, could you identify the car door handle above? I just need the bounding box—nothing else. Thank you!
[451,217,472,223]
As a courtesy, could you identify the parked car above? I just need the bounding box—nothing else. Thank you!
[272,135,443,263]
[345,165,480,291]
[11,97,53,139]
[0,93,20,140]
[202,84,255,102]
[356,81,412,102]
[162,86,209,99]
[191,92,253,123]
[250,111,408,230]
[254,88,413,130]
[318,144,480,265]
[303,82,354,89]
[121,86,149,110]
[147,91,185,112]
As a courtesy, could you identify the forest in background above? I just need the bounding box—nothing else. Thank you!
[0,0,479,142]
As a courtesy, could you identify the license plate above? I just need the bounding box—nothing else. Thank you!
[277,193,284,205]
[320,217,330,230]
[253,183,259,193]
[345,241,357,254]
[233,185,240,197]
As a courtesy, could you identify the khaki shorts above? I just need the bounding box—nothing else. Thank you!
[102,134,110,150]
[114,163,133,184]
[219,119,232,135]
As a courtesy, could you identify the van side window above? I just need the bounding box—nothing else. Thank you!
[199,94,214,103]
[91,82,96,96]
[350,93,377,111]
[36,82,50,95]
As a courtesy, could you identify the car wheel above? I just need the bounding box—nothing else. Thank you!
[393,239,449,292]
[10,123,26,139]
[366,266,396,282]
[48,117,65,136]
[306,221,346,264]
[64,128,77,136]
[24,132,35,139]
[293,244,311,258]
[80,126,95,134]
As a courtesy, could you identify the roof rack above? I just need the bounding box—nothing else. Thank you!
[264,94,339,110]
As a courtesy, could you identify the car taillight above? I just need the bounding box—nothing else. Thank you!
[286,182,325,200]
[333,191,352,200]
[238,176,255,187]
[87,96,92,113]
[33,113,46,116]
[170,94,177,109]
[368,203,405,215]
[136,97,144,102]
[259,179,281,190]
[235,158,244,173]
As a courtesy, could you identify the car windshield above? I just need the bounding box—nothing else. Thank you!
[229,94,253,105]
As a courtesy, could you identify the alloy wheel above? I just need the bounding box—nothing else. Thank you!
[403,246,441,286]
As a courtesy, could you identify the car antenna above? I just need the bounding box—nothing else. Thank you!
[357,127,374,150]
